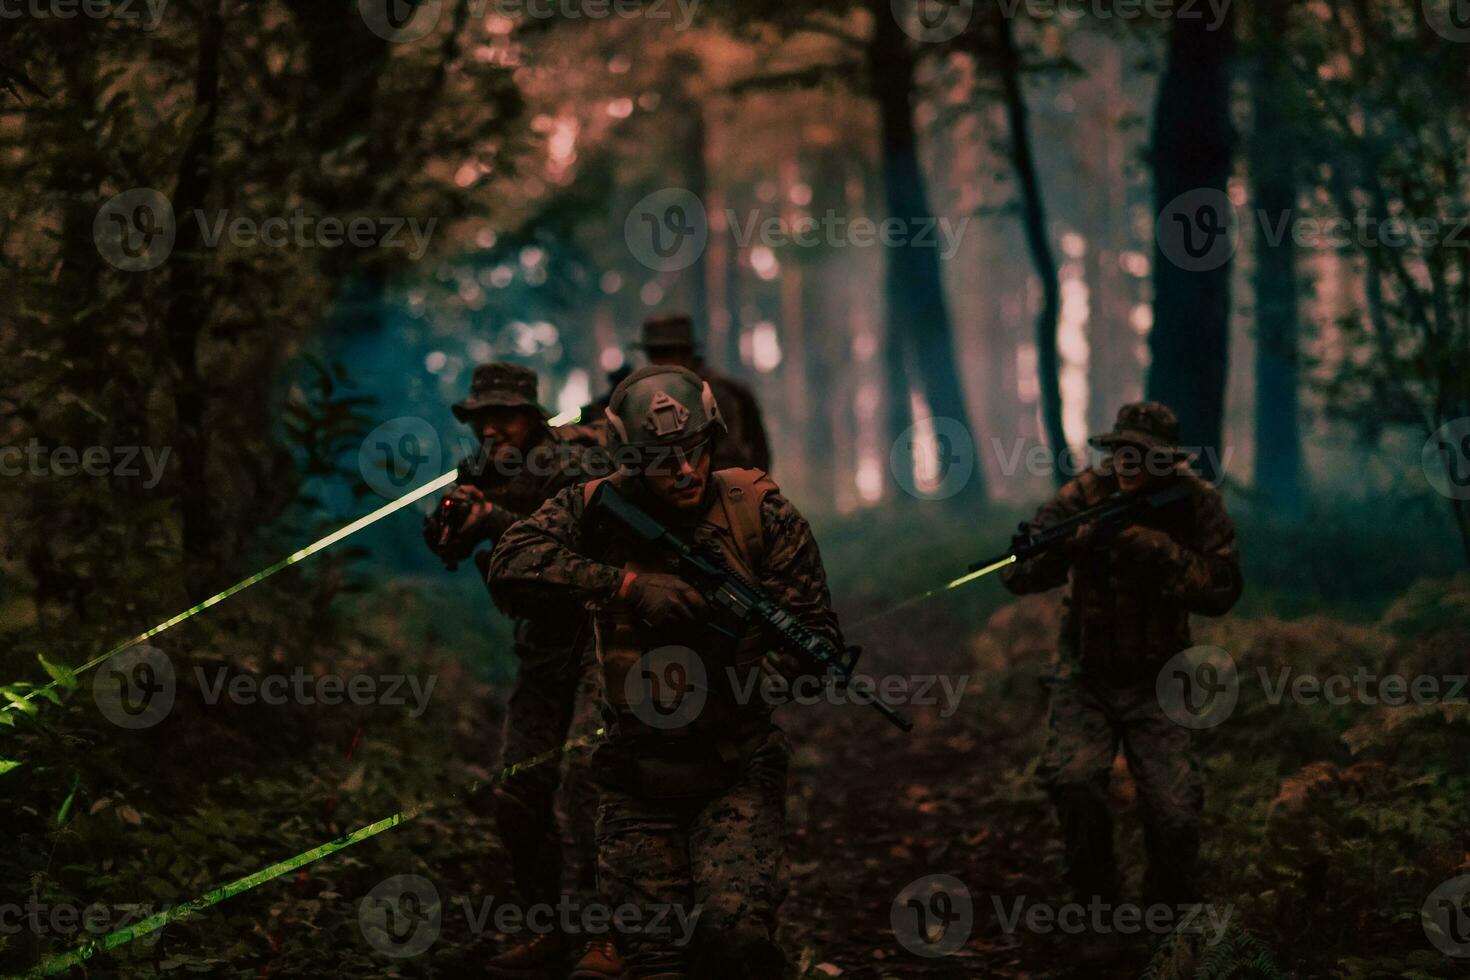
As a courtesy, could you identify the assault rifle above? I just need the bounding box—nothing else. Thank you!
[966,480,1193,581]
[591,481,913,732]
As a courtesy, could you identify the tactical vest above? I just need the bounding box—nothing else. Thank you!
[583,469,778,740]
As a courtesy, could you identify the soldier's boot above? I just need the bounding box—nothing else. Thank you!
[485,932,566,978]
[568,939,623,979]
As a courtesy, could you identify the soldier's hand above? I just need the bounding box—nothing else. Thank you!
[1112,526,1177,566]
[1066,520,1100,555]
[617,572,708,626]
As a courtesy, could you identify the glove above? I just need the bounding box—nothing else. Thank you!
[617,572,707,626]
[1066,520,1100,555]
[1112,526,1178,566]
[427,486,495,565]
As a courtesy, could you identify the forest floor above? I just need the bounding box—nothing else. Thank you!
[5,504,1469,979]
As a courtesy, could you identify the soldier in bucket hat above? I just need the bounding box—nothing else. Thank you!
[636,313,772,473]
[1000,401,1242,947]
[425,362,621,980]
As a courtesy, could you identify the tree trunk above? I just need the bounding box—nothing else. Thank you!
[1146,1,1236,484]
[163,0,225,584]
[994,13,1066,486]
[869,0,984,502]
[1249,1,1305,516]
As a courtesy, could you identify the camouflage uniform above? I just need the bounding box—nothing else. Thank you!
[424,363,609,910]
[488,465,839,980]
[1001,402,1242,907]
[703,371,771,473]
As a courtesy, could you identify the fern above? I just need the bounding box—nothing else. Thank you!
[1142,925,1288,980]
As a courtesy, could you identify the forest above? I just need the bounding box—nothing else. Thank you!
[2,1,1470,978]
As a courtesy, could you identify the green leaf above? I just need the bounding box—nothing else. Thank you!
[56,773,79,826]
[0,692,38,716]
[37,654,79,691]
[0,759,20,776]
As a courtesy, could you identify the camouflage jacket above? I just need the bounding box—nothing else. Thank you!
[1001,467,1242,684]
[425,423,608,655]
[486,471,842,738]
[705,370,772,473]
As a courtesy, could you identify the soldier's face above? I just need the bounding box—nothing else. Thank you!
[1111,443,1170,492]
[642,436,712,511]
[471,408,538,462]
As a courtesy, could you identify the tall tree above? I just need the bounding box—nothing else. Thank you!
[869,0,985,500]
[977,7,1066,486]
[1146,3,1237,483]
[164,0,226,582]
[1248,0,1305,516]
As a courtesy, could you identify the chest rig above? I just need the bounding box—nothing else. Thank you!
[583,470,778,739]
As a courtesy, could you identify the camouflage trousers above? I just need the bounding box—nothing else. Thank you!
[1037,674,1204,906]
[493,649,602,908]
[595,728,790,980]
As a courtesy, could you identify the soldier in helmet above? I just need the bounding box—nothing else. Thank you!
[487,365,841,980]
[636,313,771,473]
[423,363,620,980]
[1001,402,1242,922]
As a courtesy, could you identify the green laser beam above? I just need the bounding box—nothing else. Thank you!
[850,554,1018,631]
[2,468,458,713]
[943,554,1018,592]
[17,726,607,979]
[4,408,582,715]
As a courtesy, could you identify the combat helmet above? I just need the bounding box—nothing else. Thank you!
[605,365,726,449]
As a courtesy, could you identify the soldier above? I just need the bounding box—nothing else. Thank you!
[487,365,840,980]
[423,362,621,980]
[636,313,772,472]
[1000,402,1242,914]
[581,363,633,424]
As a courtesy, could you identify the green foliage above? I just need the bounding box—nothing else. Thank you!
[1141,924,1287,980]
